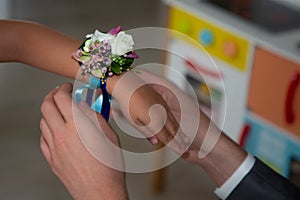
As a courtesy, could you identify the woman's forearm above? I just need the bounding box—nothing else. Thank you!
[0,20,80,77]
[0,19,120,91]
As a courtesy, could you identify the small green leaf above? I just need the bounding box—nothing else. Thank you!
[122,58,134,68]
[81,51,89,56]
[111,62,121,74]
[79,55,91,62]
[91,69,103,78]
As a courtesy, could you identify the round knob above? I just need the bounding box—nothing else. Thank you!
[199,29,214,46]
[222,41,238,58]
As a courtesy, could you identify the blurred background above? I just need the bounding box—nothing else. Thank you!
[1,0,300,199]
[0,0,216,200]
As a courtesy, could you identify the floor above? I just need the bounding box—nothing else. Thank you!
[0,0,217,199]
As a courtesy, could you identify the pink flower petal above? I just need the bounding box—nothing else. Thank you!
[126,52,139,58]
[108,26,122,35]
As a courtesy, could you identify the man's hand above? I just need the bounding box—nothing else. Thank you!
[40,83,128,200]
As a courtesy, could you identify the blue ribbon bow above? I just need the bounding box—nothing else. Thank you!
[74,76,111,121]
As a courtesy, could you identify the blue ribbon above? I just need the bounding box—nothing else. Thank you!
[74,76,111,121]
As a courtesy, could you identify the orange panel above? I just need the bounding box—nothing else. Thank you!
[248,47,300,136]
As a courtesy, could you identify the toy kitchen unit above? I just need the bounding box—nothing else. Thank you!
[163,0,300,185]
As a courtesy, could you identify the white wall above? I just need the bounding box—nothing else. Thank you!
[0,0,9,18]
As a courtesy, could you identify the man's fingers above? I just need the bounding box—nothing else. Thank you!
[147,136,159,145]
[40,118,53,146]
[53,83,74,122]
[41,87,65,131]
[149,102,189,152]
[140,105,189,153]
[78,101,104,126]
[40,134,51,163]
[154,127,186,154]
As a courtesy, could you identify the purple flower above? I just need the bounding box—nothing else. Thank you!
[99,45,106,52]
[126,52,139,58]
[80,64,91,74]
[93,55,103,62]
[102,67,107,73]
[102,57,112,66]
[108,26,122,35]
[73,50,82,60]
[91,61,100,70]
[102,51,111,58]
[103,40,111,50]
[89,44,96,52]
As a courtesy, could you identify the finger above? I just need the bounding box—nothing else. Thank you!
[148,114,188,154]
[144,103,188,153]
[53,83,74,122]
[147,135,159,145]
[78,101,102,126]
[77,101,120,144]
[155,127,184,154]
[40,134,51,163]
[40,118,53,146]
[41,87,65,130]
[144,111,179,146]
[134,117,186,152]
[129,99,186,151]
[77,101,109,136]
[165,108,189,144]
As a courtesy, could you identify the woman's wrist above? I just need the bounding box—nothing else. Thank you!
[106,74,122,94]
[105,70,146,98]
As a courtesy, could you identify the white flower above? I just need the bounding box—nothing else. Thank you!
[111,31,134,56]
[86,30,114,42]
[83,39,91,52]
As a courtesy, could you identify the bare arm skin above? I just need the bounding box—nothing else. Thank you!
[0,19,188,153]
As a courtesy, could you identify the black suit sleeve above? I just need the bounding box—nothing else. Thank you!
[226,158,300,200]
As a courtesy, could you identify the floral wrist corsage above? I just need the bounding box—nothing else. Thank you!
[73,26,138,121]
[73,26,138,83]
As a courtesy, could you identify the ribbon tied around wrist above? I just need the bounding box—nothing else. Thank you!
[74,76,111,121]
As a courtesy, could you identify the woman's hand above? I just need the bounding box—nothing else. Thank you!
[138,71,220,163]
[40,83,128,200]
[107,71,189,154]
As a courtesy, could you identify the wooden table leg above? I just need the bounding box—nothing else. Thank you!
[151,142,167,193]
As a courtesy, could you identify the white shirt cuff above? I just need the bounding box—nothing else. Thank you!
[214,153,255,200]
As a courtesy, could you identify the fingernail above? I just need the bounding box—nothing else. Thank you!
[55,85,60,89]
[150,137,159,145]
